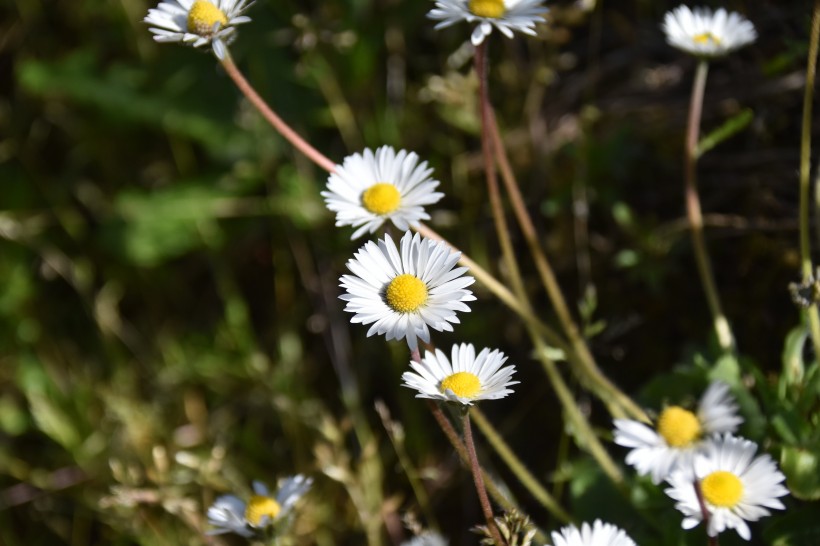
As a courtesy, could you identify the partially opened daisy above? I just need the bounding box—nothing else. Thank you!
[665,434,788,541]
[206,475,312,537]
[144,0,254,60]
[402,343,517,405]
[662,5,756,58]
[340,231,475,351]
[613,381,742,483]
[322,146,444,240]
[550,520,636,546]
[428,0,547,47]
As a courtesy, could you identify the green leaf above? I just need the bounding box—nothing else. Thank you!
[696,109,754,158]
[17,53,254,157]
[781,325,807,390]
[780,443,820,500]
[101,180,229,267]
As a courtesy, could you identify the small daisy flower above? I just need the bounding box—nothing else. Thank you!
[206,475,312,537]
[613,381,742,484]
[322,146,444,240]
[339,231,476,351]
[550,520,637,546]
[662,5,757,58]
[402,343,518,405]
[144,0,254,60]
[428,0,547,47]
[665,434,789,541]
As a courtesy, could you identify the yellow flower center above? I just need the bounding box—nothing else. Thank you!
[187,0,228,36]
[656,406,702,447]
[361,183,401,215]
[440,371,482,398]
[244,495,281,526]
[385,274,428,313]
[468,0,506,18]
[693,32,721,46]
[701,471,744,508]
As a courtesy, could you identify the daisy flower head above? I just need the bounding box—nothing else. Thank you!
[322,146,444,240]
[339,231,476,351]
[206,475,312,537]
[144,0,254,60]
[613,381,742,484]
[665,434,789,541]
[662,5,757,58]
[402,343,518,405]
[428,0,547,47]
[550,520,637,546]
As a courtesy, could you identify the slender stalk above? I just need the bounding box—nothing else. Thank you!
[487,113,648,423]
[684,60,734,352]
[530,334,625,487]
[800,1,820,357]
[470,407,571,522]
[462,411,505,546]
[693,480,718,546]
[474,42,529,305]
[219,56,337,173]
[426,401,550,543]
[474,38,624,492]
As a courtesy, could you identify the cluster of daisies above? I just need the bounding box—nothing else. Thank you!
[614,381,788,541]
[141,0,778,544]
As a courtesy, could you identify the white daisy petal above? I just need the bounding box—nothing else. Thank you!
[340,231,475,351]
[662,5,756,58]
[613,381,743,484]
[401,343,517,405]
[206,476,312,537]
[550,519,637,546]
[665,434,788,541]
[322,146,444,240]
[428,0,547,45]
[143,0,255,59]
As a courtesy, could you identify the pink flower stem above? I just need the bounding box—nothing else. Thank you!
[220,56,337,173]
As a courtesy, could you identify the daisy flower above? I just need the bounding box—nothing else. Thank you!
[402,343,518,405]
[665,434,789,541]
[550,520,637,546]
[613,381,742,484]
[322,146,444,240]
[339,231,476,351]
[662,5,757,58]
[144,0,254,60]
[428,0,547,47]
[206,475,312,537]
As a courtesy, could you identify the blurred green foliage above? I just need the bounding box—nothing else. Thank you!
[1,0,819,545]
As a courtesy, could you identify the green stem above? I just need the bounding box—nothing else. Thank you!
[684,60,734,352]
[800,0,820,357]
[470,407,571,522]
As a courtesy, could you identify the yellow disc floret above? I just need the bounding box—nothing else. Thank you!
[385,274,428,313]
[656,406,702,447]
[187,0,228,36]
[440,371,481,398]
[361,183,401,215]
[468,0,506,18]
[693,32,721,46]
[701,470,744,508]
[244,495,281,526]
